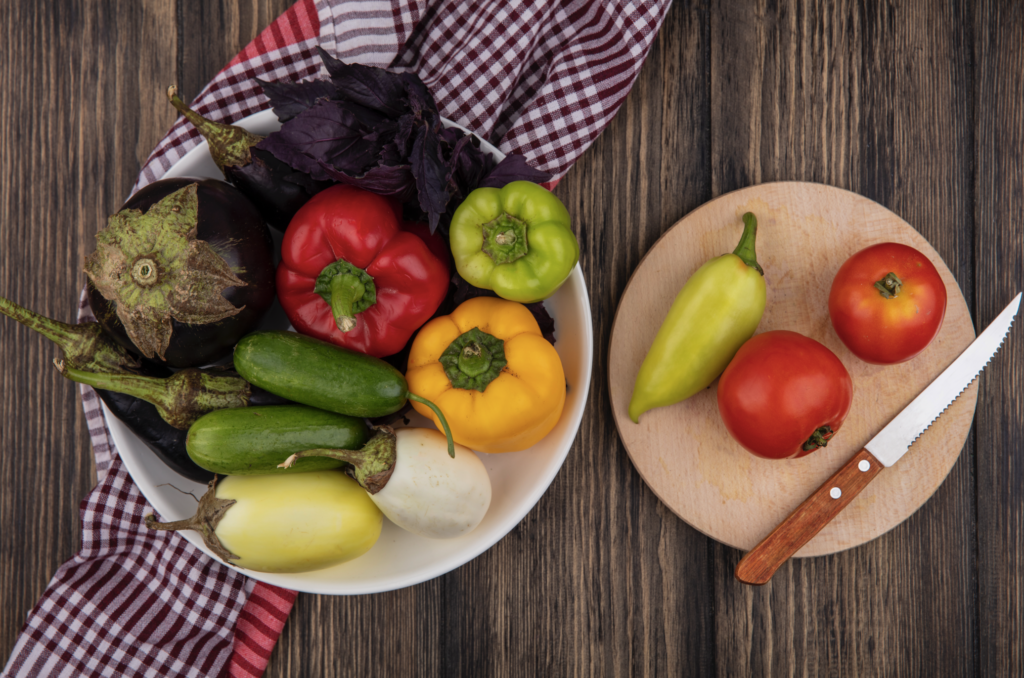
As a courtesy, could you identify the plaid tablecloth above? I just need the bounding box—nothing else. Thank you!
[2,1,670,675]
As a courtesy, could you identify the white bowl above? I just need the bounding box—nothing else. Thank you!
[104,109,593,595]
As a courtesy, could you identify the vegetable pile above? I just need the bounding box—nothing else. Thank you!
[1,49,582,575]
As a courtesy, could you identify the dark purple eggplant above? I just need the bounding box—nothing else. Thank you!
[86,178,276,368]
[166,86,329,231]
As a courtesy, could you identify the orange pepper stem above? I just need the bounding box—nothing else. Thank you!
[439,327,507,391]
[408,393,456,458]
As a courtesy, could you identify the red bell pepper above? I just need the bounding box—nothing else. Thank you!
[276,185,450,358]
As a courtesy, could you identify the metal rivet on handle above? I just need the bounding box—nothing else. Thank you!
[830,487,842,499]
[858,460,871,472]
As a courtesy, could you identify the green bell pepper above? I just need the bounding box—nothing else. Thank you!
[629,213,767,423]
[449,181,579,302]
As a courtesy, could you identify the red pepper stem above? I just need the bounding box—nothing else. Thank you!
[329,273,365,332]
[407,393,456,458]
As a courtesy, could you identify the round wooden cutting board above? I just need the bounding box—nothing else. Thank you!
[609,182,977,557]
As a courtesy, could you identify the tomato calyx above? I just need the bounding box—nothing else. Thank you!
[801,425,835,452]
[873,272,903,299]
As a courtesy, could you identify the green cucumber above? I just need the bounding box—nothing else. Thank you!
[186,405,370,475]
[233,331,407,417]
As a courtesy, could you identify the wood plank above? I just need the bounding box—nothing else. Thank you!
[0,0,179,663]
[974,1,1024,675]
[710,0,975,675]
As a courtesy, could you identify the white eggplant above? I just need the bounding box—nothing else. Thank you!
[145,471,383,573]
[280,426,492,539]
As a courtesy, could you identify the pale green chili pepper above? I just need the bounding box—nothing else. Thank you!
[629,213,767,423]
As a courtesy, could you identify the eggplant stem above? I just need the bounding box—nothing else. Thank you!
[55,361,251,429]
[0,296,139,373]
[279,427,398,494]
[408,393,456,458]
[144,479,241,565]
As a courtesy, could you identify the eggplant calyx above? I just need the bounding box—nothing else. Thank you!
[167,85,264,175]
[83,183,247,360]
[145,478,241,564]
[278,426,397,494]
[0,295,140,374]
[55,360,252,429]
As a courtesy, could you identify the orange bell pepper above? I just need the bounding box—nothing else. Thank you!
[406,297,566,453]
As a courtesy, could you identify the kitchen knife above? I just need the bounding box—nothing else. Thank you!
[735,292,1021,585]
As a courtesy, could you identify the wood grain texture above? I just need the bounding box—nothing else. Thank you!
[608,182,977,556]
[974,1,1024,675]
[1,0,1022,676]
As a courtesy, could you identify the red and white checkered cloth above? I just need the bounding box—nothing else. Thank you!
[2,1,669,675]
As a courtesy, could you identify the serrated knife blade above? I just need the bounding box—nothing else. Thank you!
[865,292,1021,467]
[736,292,1021,585]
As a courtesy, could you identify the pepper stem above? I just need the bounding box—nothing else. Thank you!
[733,213,764,275]
[0,295,140,374]
[167,85,263,174]
[145,478,241,565]
[277,427,398,494]
[439,327,508,392]
[874,272,903,299]
[407,394,456,458]
[329,273,365,332]
[55,361,251,429]
[481,213,529,265]
[315,259,377,332]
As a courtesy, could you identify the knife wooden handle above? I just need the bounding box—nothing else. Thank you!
[735,448,884,585]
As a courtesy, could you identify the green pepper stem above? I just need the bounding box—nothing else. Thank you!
[329,273,365,332]
[407,393,456,458]
[733,213,764,275]
[167,85,262,173]
[55,361,251,429]
[481,213,530,265]
[0,295,140,374]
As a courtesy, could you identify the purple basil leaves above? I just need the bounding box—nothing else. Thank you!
[256,47,553,233]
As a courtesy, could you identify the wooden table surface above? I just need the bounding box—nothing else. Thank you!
[1,1,1022,675]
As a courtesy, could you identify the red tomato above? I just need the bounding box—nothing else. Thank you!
[717,331,853,460]
[828,242,947,364]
